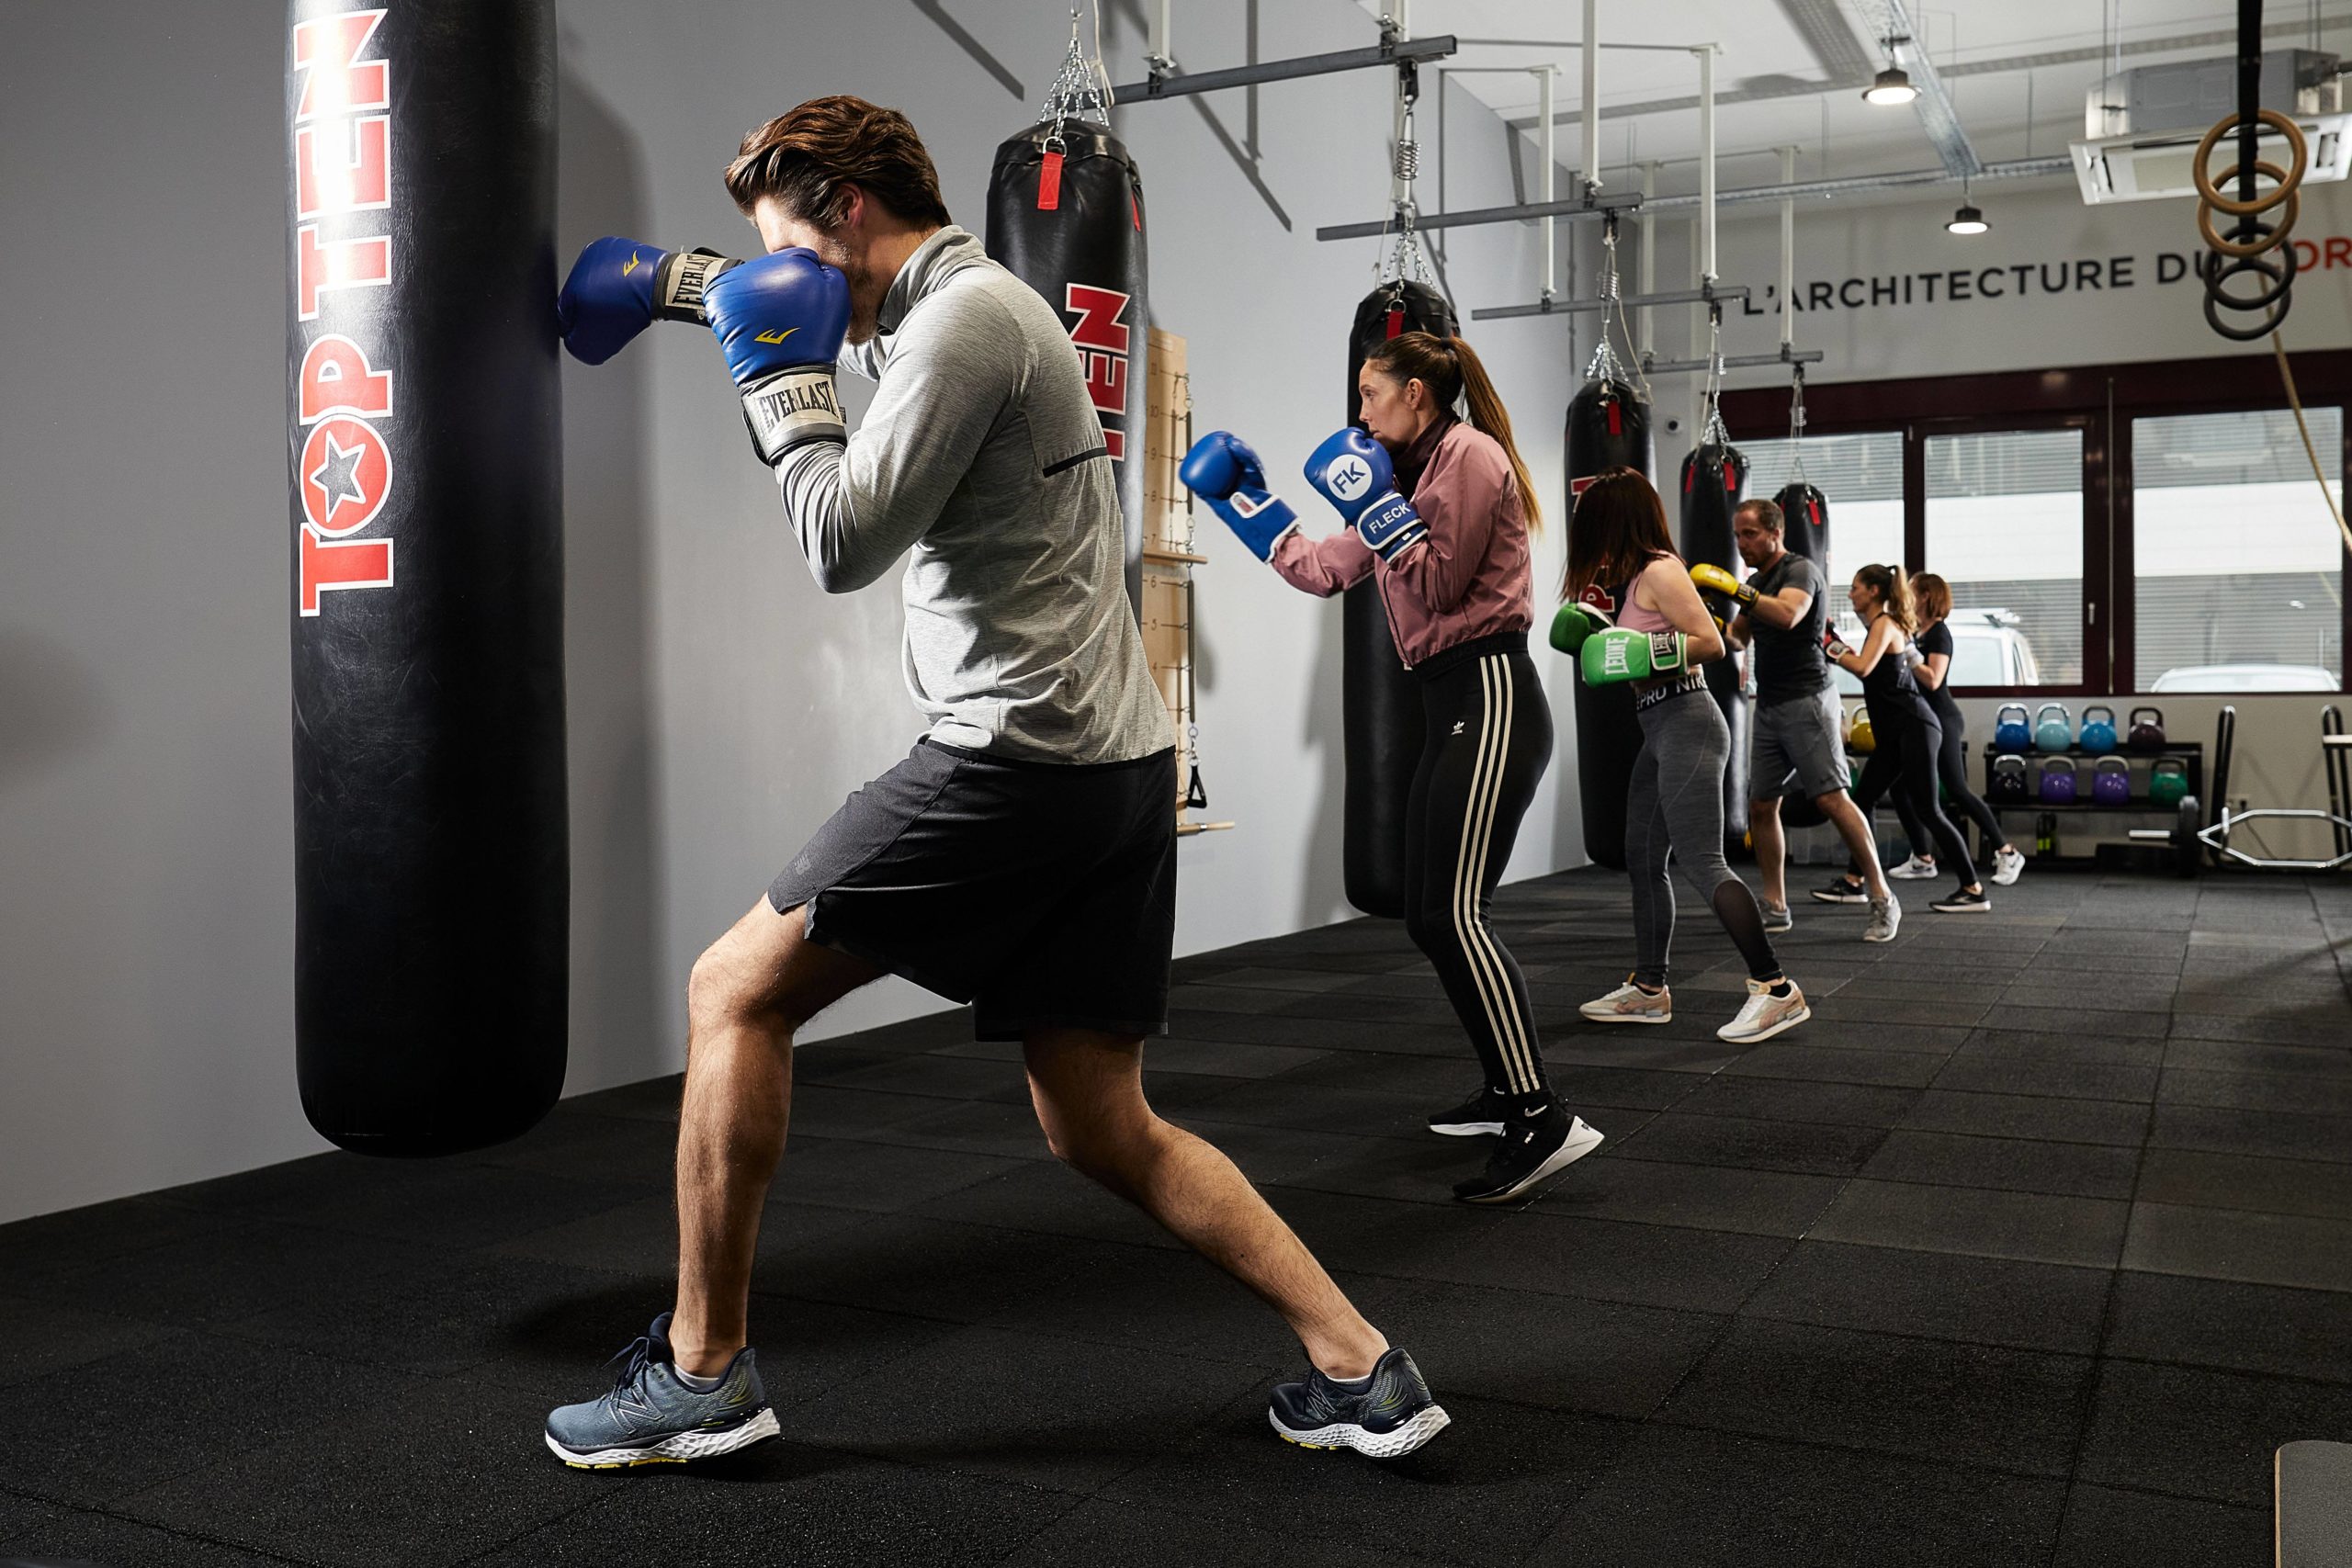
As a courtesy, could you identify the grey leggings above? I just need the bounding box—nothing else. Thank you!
[1626,683,1782,987]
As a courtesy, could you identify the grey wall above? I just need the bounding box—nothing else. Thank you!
[0,0,1586,1224]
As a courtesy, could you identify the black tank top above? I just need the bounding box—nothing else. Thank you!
[1860,614,1932,725]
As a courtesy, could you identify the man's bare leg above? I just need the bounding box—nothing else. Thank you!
[1749,796,1788,909]
[669,899,880,1378]
[1819,790,1894,902]
[1022,1026,1388,1380]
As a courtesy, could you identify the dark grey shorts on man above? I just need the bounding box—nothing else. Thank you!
[1750,687,1849,803]
[768,739,1177,1041]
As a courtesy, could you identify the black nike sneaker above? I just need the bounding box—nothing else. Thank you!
[1268,1347,1451,1458]
[1427,1085,1510,1137]
[1453,1104,1604,1204]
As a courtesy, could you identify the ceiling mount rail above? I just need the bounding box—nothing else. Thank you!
[1109,32,1457,103]
[1471,283,1747,322]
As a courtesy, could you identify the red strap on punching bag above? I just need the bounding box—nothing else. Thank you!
[1385,308,1405,338]
[1037,148,1064,211]
[1606,399,1623,436]
[1131,191,1142,231]
[1723,466,1739,495]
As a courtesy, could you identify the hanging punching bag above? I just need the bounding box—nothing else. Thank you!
[1339,279,1454,919]
[1564,378,1653,870]
[987,119,1148,616]
[1774,480,1830,573]
[1681,439,1751,857]
[288,0,567,1156]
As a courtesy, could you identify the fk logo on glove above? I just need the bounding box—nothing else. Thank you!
[289,6,397,617]
[1323,455,1374,502]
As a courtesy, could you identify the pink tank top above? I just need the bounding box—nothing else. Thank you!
[1613,552,1677,635]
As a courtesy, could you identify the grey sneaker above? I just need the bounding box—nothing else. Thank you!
[1992,846,2026,886]
[1760,902,1793,933]
[1269,1347,1452,1459]
[545,1314,779,1469]
[1864,895,1901,943]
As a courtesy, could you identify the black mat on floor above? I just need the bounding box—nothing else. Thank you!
[4,867,2348,1566]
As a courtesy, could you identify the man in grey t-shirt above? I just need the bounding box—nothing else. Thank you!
[544,96,1445,1469]
[1721,499,1896,939]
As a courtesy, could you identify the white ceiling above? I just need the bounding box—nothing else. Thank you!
[1360,0,2350,199]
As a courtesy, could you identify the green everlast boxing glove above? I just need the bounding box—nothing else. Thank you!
[1580,626,1689,685]
[1549,600,1613,655]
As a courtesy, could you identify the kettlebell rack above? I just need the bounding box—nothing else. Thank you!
[1981,741,2206,871]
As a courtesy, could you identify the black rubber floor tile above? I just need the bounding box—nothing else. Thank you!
[121,1376,616,1568]
[913,1160,1185,1251]
[558,1073,683,1122]
[870,1098,1057,1159]
[747,1215,1132,1325]
[1809,1179,2131,1269]
[1266,1126,1532,1205]
[1900,1089,2150,1146]
[2159,1066,2352,1115]
[1719,1044,1950,1089]
[0,1293,185,1389]
[1106,1385,1633,1567]
[1543,1037,1745,1073]
[1265,990,1469,1026]
[1159,1013,1454,1054]
[1174,1077,1453,1143]
[1661,1315,2095,1476]
[1538,1155,1843,1237]
[1544,1063,1711,1112]
[1203,966,1368,994]
[2105,1271,2352,1385]
[1260,1186,1499,1283]
[478,1442,1076,1568]
[1522,1423,2067,1568]
[823,1052,1037,1104]
[1271,1048,1484,1096]
[738,1083,938,1144]
[2149,1102,2352,1166]
[1371,1276,1724,1419]
[2171,1010,2349,1046]
[1007,1497,1466,1568]
[0,1500,285,1568]
[474,1105,683,1187]
[35,1217,451,1330]
[2046,1483,2272,1568]
[2134,1146,2352,1222]
[1860,1128,2140,1200]
[786,1043,933,1087]
[1609,1110,1889,1177]
[2075,1358,2352,1507]
[1742,1240,2112,1355]
[488,1194,868,1280]
[1175,1118,1398,1190]
[1955,1029,2167,1068]
[986,1243,1312,1367]
[1745,1020,1973,1055]
[765,1133,1025,1214]
[7,1333,409,1508]
[1932,1054,2161,1102]
[1437,1210,1794,1314]
[1165,981,1327,1015]
[793,1323,1267,1495]
[834,1007,985,1052]
[1978,1002,2173,1038]
[1674,1075,1922,1127]
[2121,1201,2352,1293]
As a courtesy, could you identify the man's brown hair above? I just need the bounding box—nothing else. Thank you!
[724,96,951,229]
[1736,497,1784,534]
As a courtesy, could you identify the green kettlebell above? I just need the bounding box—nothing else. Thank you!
[2148,756,2189,806]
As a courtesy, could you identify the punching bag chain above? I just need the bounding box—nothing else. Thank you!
[1377,56,1430,285]
[1039,6,1114,134]
[1786,364,1810,483]
[1699,302,1731,449]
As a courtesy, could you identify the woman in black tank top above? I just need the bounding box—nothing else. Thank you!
[1826,565,1989,912]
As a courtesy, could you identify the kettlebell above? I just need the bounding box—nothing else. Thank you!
[1994,704,2032,752]
[1848,706,1876,755]
[2092,756,2132,805]
[2079,705,2118,754]
[2039,755,2078,803]
[2034,702,2074,752]
[1990,754,2030,803]
[2128,706,2167,751]
[2149,756,2189,806]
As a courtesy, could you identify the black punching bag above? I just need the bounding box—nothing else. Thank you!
[987,120,1148,615]
[1340,280,1454,918]
[287,0,567,1155]
[1564,378,1653,869]
[1681,440,1751,856]
[1774,480,1830,573]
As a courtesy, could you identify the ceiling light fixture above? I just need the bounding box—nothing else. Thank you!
[1863,64,1917,106]
[1946,202,1988,235]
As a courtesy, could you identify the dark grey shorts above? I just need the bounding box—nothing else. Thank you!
[769,739,1177,1041]
[1751,686,1849,802]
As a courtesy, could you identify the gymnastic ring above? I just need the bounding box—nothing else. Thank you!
[2194,109,2306,217]
[2204,287,2290,343]
[2198,169,2298,258]
[2206,243,2297,311]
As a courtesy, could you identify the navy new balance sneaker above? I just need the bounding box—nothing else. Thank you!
[1269,1347,1451,1458]
[545,1313,779,1469]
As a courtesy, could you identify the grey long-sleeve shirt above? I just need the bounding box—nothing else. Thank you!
[772,226,1168,765]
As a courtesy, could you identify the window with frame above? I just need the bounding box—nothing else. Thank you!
[1924,428,2085,688]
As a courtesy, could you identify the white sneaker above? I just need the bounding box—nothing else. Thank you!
[1864,895,1901,943]
[1580,977,1672,1024]
[1718,978,1811,1043]
[1890,854,1938,880]
[1760,902,1793,933]
[1992,847,2026,886]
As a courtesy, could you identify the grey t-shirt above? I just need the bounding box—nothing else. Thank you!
[772,226,1169,764]
[1748,551,1829,704]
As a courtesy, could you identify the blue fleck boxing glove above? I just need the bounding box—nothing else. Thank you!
[557,237,741,366]
[1304,428,1428,562]
[703,248,853,465]
[1180,431,1299,562]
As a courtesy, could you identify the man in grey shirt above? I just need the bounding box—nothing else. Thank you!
[544,96,1446,1469]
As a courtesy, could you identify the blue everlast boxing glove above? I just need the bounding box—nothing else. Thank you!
[1180,431,1299,561]
[703,248,853,465]
[557,237,741,366]
[1304,428,1428,562]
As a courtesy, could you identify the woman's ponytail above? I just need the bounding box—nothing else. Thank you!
[1451,338,1543,536]
[1362,331,1544,535]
